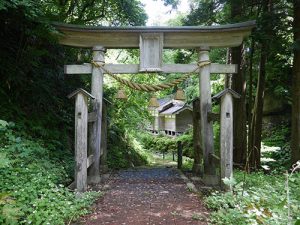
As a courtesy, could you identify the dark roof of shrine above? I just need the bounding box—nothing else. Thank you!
[158,100,192,115]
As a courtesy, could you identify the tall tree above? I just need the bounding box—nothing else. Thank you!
[43,0,147,25]
[0,0,148,142]
[249,0,274,169]
[291,0,300,164]
[230,0,247,165]
[247,37,255,168]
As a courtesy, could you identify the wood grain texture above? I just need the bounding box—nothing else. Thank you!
[74,93,88,192]
[220,93,233,190]
[88,46,105,184]
[192,98,202,175]
[87,154,94,168]
[139,33,163,71]
[198,48,217,184]
[100,102,108,173]
[88,111,97,123]
[54,21,255,48]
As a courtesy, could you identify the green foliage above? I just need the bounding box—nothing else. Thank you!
[261,123,291,170]
[182,0,228,26]
[44,0,147,25]
[213,121,221,154]
[138,130,194,158]
[0,121,101,224]
[181,157,194,171]
[0,0,148,146]
[107,126,149,169]
[262,123,290,147]
[205,170,300,224]
[177,131,194,158]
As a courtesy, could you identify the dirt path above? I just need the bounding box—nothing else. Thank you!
[75,167,209,225]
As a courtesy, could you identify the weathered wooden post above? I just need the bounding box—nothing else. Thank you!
[198,47,218,185]
[68,88,95,193]
[88,46,105,183]
[177,141,183,169]
[100,101,108,173]
[58,23,254,188]
[192,98,202,175]
[213,88,240,190]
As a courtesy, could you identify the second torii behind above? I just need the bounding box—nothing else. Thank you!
[55,21,255,186]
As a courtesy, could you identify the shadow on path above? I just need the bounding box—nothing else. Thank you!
[74,167,209,225]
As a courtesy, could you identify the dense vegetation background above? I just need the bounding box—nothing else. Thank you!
[0,0,299,224]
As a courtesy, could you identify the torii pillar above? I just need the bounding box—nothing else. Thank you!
[55,21,255,188]
[88,46,105,183]
[198,47,218,185]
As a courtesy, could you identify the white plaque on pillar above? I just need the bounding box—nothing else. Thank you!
[139,33,163,72]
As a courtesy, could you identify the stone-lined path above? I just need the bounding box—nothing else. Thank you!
[76,167,209,225]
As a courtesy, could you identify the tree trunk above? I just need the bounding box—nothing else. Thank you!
[291,0,300,164]
[100,101,108,173]
[231,46,247,164]
[249,0,271,169]
[246,38,255,170]
[249,45,267,168]
[230,0,247,165]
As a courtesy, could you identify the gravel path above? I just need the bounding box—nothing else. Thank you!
[75,167,209,225]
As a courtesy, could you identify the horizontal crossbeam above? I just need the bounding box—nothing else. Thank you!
[65,63,237,75]
[54,21,255,48]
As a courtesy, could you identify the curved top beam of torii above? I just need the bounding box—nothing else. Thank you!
[53,20,255,48]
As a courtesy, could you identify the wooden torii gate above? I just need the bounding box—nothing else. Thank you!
[54,21,255,192]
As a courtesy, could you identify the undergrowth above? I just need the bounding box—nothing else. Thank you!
[138,123,221,160]
[205,169,300,225]
[107,126,149,169]
[0,120,101,225]
[261,123,291,170]
[138,130,194,158]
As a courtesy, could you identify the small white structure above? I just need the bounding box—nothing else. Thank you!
[148,99,193,136]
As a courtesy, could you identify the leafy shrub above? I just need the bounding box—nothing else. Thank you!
[0,120,101,224]
[107,125,149,169]
[262,123,290,147]
[205,170,300,225]
[262,123,291,170]
[138,130,194,158]
[177,130,194,158]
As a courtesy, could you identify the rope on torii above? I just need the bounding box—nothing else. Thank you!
[91,60,211,92]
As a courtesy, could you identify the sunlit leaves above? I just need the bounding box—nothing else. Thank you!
[206,170,300,224]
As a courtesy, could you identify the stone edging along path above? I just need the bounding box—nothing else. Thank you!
[73,167,210,225]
